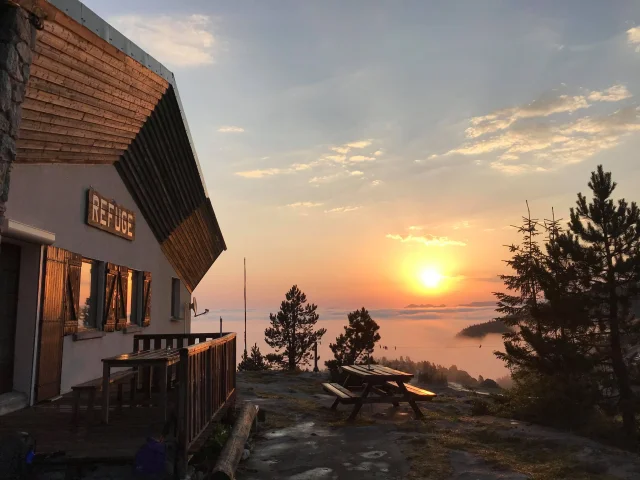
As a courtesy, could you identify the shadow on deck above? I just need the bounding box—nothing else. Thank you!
[0,386,171,463]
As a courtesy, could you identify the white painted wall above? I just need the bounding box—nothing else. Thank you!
[6,164,193,395]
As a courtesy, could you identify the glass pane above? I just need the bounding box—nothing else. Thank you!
[78,261,94,329]
[126,271,133,324]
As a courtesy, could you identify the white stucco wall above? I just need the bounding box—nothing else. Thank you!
[5,163,192,395]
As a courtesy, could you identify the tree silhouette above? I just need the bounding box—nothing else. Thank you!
[264,285,326,371]
[326,307,380,371]
[238,343,269,371]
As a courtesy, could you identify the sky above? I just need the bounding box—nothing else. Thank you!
[83,1,640,372]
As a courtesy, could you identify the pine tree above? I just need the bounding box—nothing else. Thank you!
[238,343,269,371]
[264,285,326,371]
[556,165,640,439]
[325,307,381,370]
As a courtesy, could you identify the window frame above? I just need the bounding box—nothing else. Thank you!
[77,257,102,331]
[171,277,182,319]
[126,270,144,327]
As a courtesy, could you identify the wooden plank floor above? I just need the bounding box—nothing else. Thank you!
[0,386,176,462]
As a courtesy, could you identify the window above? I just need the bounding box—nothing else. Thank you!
[126,270,144,326]
[78,259,98,330]
[125,270,133,324]
[171,278,181,319]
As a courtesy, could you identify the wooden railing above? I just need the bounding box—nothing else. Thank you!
[177,333,236,474]
[130,332,237,475]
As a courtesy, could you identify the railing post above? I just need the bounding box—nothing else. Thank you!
[177,347,189,479]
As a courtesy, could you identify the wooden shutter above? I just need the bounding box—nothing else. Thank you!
[36,246,66,402]
[142,271,151,327]
[103,263,118,332]
[116,267,129,331]
[64,253,82,335]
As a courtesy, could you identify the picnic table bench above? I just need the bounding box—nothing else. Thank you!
[71,369,137,423]
[322,364,436,421]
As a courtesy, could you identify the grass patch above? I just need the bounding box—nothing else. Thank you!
[254,390,284,399]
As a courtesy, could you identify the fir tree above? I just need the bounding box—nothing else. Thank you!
[238,343,269,371]
[264,285,326,371]
[556,165,640,439]
[325,307,381,370]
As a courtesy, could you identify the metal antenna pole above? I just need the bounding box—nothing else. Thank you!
[244,257,247,356]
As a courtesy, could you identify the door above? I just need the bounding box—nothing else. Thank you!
[0,243,21,394]
[35,246,66,402]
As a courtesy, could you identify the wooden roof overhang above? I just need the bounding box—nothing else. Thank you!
[12,0,226,292]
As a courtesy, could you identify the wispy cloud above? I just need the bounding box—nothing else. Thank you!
[346,140,372,149]
[349,171,364,176]
[325,206,361,213]
[309,173,343,184]
[349,155,375,163]
[236,168,282,178]
[453,221,471,230]
[109,14,215,67]
[587,85,631,102]
[373,150,383,157]
[371,180,382,187]
[408,225,424,231]
[434,85,638,174]
[627,26,640,52]
[286,202,323,208]
[386,233,467,247]
[218,125,244,133]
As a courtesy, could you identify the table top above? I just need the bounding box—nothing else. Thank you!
[341,364,414,381]
[102,348,180,366]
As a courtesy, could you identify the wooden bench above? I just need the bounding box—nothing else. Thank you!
[322,382,358,406]
[71,369,137,423]
[384,381,437,400]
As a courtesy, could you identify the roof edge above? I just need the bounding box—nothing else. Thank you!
[47,0,209,197]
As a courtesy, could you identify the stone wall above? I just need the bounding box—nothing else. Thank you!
[0,3,36,245]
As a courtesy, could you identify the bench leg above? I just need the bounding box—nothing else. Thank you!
[347,383,372,422]
[330,397,340,410]
[88,390,96,423]
[72,391,80,424]
[130,376,136,407]
[396,381,424,419]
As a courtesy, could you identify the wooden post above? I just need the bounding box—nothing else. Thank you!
[212,402,259,480]
[313,342,319,373]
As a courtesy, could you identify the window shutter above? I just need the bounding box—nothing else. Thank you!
[64,253,82,335]
[103,263,118,332]
[116,267,128,331]
[142,271,151,327]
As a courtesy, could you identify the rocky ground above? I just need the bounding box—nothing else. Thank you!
[236,371,640,480]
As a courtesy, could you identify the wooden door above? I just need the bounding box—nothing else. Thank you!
[35,246,67,402]
[0,243,21,394]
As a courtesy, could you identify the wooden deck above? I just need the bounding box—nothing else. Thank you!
[0,385,174,463]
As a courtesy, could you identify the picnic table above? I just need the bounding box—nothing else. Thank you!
[322,364,436,421]
[101,348,180,424]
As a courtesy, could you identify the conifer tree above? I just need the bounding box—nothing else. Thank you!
[264,285,326,370]
[326,307,381,370]
[238,343,269,371]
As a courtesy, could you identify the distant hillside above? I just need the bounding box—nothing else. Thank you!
[457,301,496,308]
[405,303,446,308]
[456,319,512,339]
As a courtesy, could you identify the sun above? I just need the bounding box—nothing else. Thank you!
[420,268,443,289]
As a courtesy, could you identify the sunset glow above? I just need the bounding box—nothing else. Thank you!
[420,268,443,289]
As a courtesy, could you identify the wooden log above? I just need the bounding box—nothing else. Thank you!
[212,402,259,480]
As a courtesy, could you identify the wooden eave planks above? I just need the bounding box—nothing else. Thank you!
[16,5,168,164]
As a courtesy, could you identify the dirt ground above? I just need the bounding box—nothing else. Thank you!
[236,371,640,480]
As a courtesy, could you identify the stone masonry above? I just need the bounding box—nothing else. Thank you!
[0,3,36,248]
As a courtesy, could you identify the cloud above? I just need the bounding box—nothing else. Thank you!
[386,233,467,247]
[292,163,313,171]
[627,27,640,52]
[349,155,375,163]
[309,173,343,184]
[346,140,372,149]
[349,171,364,176]
[325,206,361,213]
[408,225,424,231]
[109,14,215,67]
[374,150,383,156]
[587,85,631,102]
[453,221,471,230]
[457,301,496,308]
[331,146,351,154]
[218,125,244,133]
[371,180,382,187]
[286,202,323,208]
[235,168,283,178]
[438,85,639,174]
